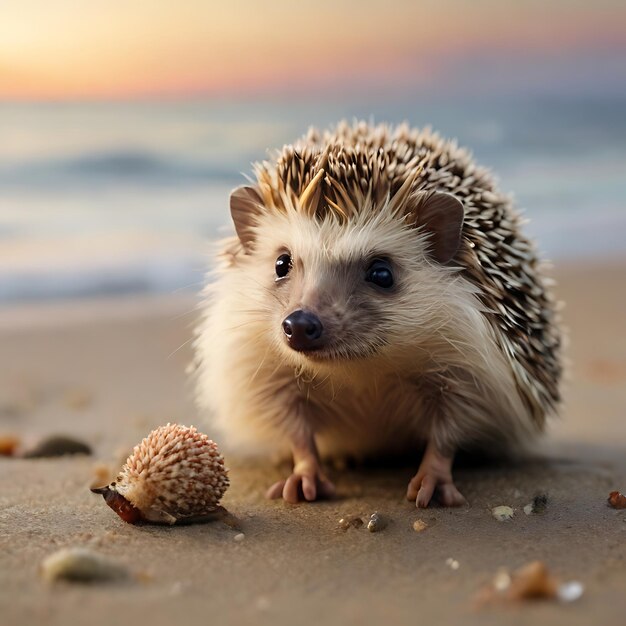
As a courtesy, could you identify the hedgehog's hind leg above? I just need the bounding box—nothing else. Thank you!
[406,441,467,508]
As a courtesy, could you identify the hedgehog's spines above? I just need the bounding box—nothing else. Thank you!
[247,120,562,425]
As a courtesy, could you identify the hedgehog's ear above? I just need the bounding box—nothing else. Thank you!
[410,191,464,264]
[230,185,264,250]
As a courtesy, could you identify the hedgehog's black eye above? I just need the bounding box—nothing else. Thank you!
[275,253,292,279]
[365,259,394,289]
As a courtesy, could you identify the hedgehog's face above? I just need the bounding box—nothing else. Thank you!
[271,244,397,362]
[229,185,464,369]
[238,213,461,372]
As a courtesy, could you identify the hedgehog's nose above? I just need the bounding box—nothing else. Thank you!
[282,310,324,351]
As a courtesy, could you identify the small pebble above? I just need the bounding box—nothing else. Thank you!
[608,490,626,509]
[493,568,512,591]
[557,581,584,603]
[0,435,20,457]
[507,561,557,600]
[522,494,548,516]
[338,516,363,530]
[24,435,92,458]
[40,548,129,583]
[233,533,245,542]
[367,512,386,533]
[491,506,514,521]
[412,519,428,533]
[446,558,460,571]
[531,494,548,513]
[476,560,559,606]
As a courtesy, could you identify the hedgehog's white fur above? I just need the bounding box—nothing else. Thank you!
[193,121,562,465]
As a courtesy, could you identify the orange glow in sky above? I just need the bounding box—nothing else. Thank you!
[1,0,625,100]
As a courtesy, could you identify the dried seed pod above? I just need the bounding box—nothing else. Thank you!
[91,423,230,525]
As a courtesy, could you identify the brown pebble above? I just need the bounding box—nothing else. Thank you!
[475,560,558,607]
[507,561,558,600]
[608,491,626,509]
[338,516,363,530]
[23,435,92,458]
[412,519,428,533]
[0,435,20,457]
[367,512,386,533]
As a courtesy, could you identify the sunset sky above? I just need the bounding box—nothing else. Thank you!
[1,0,625,100]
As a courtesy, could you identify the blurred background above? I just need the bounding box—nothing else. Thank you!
[1,0,625,303]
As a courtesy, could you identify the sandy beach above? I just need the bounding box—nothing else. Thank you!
[1,262,625,625]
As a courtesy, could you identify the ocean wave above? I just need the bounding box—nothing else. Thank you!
[0,234,210,303]
[0,149,245,188]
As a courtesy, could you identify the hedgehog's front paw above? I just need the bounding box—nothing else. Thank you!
[266,458,335,504]
[406,445,467,508]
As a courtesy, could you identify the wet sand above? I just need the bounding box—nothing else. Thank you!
[1,263,625,625]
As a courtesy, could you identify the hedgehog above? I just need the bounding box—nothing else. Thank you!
[193,121,562,507]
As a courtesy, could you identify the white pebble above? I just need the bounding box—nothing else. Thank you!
[446,558,460,571]
[523,503,534,515]
[367,512,386,532]
[557,581,584,603]
[493,568,512,591]
[492,505,514,521]
[40,547,128,583]
[233,533,245,542]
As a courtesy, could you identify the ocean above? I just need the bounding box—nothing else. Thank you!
[1,96,625,303]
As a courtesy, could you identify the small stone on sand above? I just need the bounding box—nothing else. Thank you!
[557,581,584,603]
[0,435,20,457]
[233,533,245,542]
[507,561,557,600]
[24,435,92,458]
[40,547,129,583]
[412,519,428,532]
[338,516,363,530]
[367,512,386,532]
[608,491,626,509]
[491,506,514,521]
